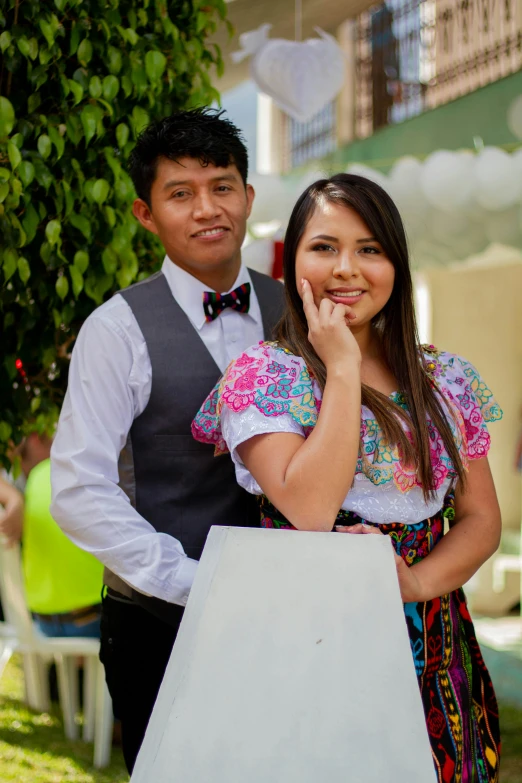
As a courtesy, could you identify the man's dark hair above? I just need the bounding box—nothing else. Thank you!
[128,108,249,206]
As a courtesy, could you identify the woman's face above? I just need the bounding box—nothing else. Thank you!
[295,200,395,329]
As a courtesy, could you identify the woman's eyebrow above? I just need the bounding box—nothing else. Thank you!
[310,234,338,242]
[356,237,378,243]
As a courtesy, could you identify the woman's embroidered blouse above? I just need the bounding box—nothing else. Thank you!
[192,342,502,524]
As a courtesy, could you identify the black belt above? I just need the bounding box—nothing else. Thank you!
[33,603,102,625]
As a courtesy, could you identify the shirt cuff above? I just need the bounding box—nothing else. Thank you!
[169,556,199,606]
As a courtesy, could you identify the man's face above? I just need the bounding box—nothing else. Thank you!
[133,157,254,278]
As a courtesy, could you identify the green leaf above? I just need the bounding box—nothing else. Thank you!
[0,96,15,137]
[89,76,102,99]
[28,93,42,113]
[0,182,8,202]
[65,114,82,144]
[61,180,74,216]
[17,36,31,57]
[31,396,41,414]
[0,31,12,53]
[39,20,55,48]
[70,22,81,55]
[119,26,139,46]
[40,241,52,264]
[17,256,31,283]
[145,50,167,82]
[48,126,65,159]
[102,246,118,274]
[34,159,53,189]
[131,106,149,137]
[28,38,39,60]
[10,213,27,247]
[69,212,91,240]
[37,134,52,159]
[77,39,93,66]
[3,248,18,280]
[116,123,129,149]
[69,265,83,296]
[22,202,40,243]
[56,275,69,299]
[114,176,133,201]
[93,178,110,204]
[107,46,122,74]
[121,75,132,97]
[0,422,13,442]
[73,250,89,273]
[102,75,119,101]
[197,11,208,33]
[45,219,61,246]
[80,105,101,146]
[0,167,10,180]
[68,79,83,106]
[84,179,95,203]
[8,142,22,170]
[104,205,116,227]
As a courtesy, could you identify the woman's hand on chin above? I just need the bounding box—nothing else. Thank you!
[335,522,425,603]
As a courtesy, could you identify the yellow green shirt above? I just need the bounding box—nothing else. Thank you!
[22,459,103,614]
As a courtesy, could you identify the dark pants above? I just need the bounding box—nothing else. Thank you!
[99,591,184,773]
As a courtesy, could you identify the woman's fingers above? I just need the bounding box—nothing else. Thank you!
[335,523,383,535]
[301,279,319,329]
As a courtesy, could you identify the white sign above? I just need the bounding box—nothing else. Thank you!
[131,527,434,783]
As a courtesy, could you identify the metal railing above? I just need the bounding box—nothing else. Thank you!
[354,0,522,139]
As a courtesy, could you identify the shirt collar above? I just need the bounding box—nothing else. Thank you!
[161,256,259,331]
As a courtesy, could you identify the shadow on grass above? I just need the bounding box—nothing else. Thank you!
[0,687,128,783]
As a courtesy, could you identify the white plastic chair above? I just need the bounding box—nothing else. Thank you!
[0,540,113,768]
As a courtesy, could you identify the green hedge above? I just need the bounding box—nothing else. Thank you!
[0,0,228,469]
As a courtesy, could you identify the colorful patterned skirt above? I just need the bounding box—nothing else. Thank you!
[259,495,501,783]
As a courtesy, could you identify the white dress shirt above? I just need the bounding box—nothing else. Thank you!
[50,258,264,606]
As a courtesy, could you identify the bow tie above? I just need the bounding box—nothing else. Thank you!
[203,282,251,323]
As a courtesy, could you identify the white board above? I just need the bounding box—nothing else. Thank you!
[131,527,434,783]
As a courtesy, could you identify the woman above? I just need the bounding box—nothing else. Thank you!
[192,174,502,782]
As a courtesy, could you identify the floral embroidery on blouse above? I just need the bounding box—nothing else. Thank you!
[191,341,502,494]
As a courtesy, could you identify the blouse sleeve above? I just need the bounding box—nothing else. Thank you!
[432,350,503,460]
[192,342,319,493]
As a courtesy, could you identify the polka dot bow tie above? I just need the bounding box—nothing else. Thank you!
[202,282,251,323]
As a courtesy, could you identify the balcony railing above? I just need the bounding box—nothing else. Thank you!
[355,0,522,139]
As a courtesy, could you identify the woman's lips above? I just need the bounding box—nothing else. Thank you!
[326,290,366,305]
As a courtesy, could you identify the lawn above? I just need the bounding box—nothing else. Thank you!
[1,654,522,781]
[0,655,128,782]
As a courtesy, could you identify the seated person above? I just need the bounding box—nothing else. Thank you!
[13,433,103,638]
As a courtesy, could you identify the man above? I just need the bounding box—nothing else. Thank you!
[3,434,103,638]
[50,108,285,772]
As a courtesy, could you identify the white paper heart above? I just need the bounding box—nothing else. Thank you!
[232,25,345,124]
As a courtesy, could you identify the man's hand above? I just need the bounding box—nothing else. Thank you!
[0,478,24,546]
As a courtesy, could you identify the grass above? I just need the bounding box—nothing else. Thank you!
[1,654,522,781]
[0,655,129,782]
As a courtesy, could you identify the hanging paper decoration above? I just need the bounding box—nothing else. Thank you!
[231,24,345,124]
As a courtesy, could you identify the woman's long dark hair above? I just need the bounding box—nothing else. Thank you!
[275,173,465,498]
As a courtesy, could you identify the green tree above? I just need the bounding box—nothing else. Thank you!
[0,0,228,469]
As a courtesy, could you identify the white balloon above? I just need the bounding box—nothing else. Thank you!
[296,168,331,196]
[248,174,293,224]
[429,208,470,239]
[420,150,475,212]
[485,206,522,246]
[473,147,522,212]
[507,94,522,141]
[511,147,522,176]
[241,237,275,276]
[388,156,423,211]
[344,163,392,193]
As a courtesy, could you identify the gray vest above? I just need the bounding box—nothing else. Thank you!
[106,269,285,623]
